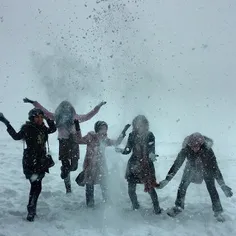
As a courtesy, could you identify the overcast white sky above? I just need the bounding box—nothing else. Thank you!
[0,0,236,148]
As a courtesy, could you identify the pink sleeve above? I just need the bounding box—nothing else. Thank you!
[106,138,116,147]
[77,132,91,145]
[106,134,124,147]
[75,105,100,123]
[33,101,55,120]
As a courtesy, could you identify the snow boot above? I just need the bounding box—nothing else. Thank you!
[167,206,183,217]
[27,205,36,222]
[132,201,140,210]
[27,212,35,222]
[214,212,225,222]
[153,205,162,215]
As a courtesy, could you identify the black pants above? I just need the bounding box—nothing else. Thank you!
[85,183,108,207]
[59,138,79,193]
[128,182,161,213]
[27,179,42,215]
[61,159,72,193]
[175,172,223,213]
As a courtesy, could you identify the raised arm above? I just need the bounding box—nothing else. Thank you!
[0,113,24,140]
[23,98,55,120]
[45,119,57,134]
[7,124,24,141]
[106,124,131,147]
[115,132,134,155]
[148,133,155,153]
[74,119,90,145]
[76,101,106,123]
[33,101,54,120]
[106,136,123,147]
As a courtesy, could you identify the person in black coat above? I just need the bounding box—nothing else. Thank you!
[116,115,161,214]
[0,108,56,222]
[159,132,233,221]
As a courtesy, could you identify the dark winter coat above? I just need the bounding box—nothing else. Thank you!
[6,120,56,178]
[122,131,157,185]
[166,136,225,185]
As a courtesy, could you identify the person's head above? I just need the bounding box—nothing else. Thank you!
[54,100,76,128]
[55,100,76,116]
[132,115,149,134]
[187,132,205,153]
[94,121,108,138]
[28,108,44,126]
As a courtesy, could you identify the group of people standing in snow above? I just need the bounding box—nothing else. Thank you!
[0,98,233,222]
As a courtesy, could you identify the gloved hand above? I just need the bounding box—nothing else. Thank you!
[98,101,107,108]
[221,185,233,197]
[0,112,10,126]
[115,147,123,153]
[149,153,159,162]
[23,97,35,104]
[157,179,169,189]
[74,119,80,131]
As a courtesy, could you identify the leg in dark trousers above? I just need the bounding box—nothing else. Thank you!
[61,159,71,193]
[27,179,42,221]
[59,139,74,193]
[204,177,223,214]
[86,184,95,207]
[128,182,140,210]
[175,174,191,209]
[149,188,161,214]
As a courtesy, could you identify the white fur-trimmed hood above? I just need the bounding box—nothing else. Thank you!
[182,134,213,149]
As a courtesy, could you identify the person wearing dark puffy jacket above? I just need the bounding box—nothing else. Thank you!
[158,132,233,222]
[0,109,56,222]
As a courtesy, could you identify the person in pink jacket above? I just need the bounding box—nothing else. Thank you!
[23,97,106,193]
[75,120,130,207]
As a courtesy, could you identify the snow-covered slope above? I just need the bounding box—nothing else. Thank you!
[0,137,235,236]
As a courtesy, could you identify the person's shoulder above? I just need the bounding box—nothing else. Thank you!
[87,131,97,139]
[21,122,31,129]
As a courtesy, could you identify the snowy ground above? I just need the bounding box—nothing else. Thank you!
[0,137,235,236]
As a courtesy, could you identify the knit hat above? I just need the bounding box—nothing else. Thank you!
[28,108,44,121]
[94,121,108,133]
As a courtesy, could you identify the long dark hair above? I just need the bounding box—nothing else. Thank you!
[132,115,149,133]
[54,101,76,128]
